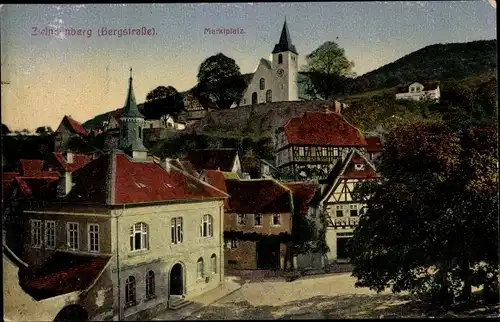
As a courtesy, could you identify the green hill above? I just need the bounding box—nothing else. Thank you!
[351,39,497,93]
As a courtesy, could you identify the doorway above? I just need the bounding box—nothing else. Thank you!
[169,263,183,295]
[256,240,280,269]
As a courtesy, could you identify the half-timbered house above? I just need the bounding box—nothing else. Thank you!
[275,111,368,181]
[316,149,378,263]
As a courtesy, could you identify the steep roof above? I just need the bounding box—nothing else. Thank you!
[186,149,239,172]
[272,20,298,55]
[63,150,227,206]
[285,182,319,216]
[225,178,292,214]
[61,115,88,136]
[283,111,368,147]
[49,152,94,173]
[365,136,383,153]
[21,252,111,301]
[396,81,440,93]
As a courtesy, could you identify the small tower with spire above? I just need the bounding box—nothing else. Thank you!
[272,19,299,102]
[119,68,148,159]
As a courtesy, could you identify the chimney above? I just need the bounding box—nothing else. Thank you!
[57,171,73,197]
[165,158,171,173]
[66,151,73,164]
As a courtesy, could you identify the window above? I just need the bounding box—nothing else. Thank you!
[197,257,204,279]
[254,214,263,226]
[237,214,246,226]
[125,276,136,307]
[281,84,284,90]
[201,214,213,237]
[336,205,344,217]
[210,254,217,274]
[31,220,42,248]
[299,147,305,156]
[265,89,272,103]
[45,221,56,249]
[272,214,281,226]
[88,223,100,252]
[146,271,155,299]
[259,78,265,90]
[226,239,238,249]
[251,92,258,104]
[278,54,283,64]
[67,222,79,250]
[171,217,183,244]
[138,127,142,139]
[350,205,358,217]
[243,98,246,104]
[130,222,149,251]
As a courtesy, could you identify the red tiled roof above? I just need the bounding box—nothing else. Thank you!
[283,111,367,147]
[63,115,88,136]
[225,179,292,214]
[351,155,364,164]
[14,177,60,199]
[365,137,383,153]
[285,182,318,216]
[202,170,230,211]
[51,152,94,172]
[19,159,44,176]
[186,149,238,172]
[64,151,228,205]
[342,150,378,180]
[21,252,111,300]
[168,159,199,177]
[3,172,20,182]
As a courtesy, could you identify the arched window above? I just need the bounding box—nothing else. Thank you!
[278,54,283,64]
[130,222,149,251]
[210,254,217,274]
[201,214,213,237]
[259,78,265,90]
[146,270,155,299]
[266,90,272,103]
[197,257,204,279]
[251,92,258,104]
[125,276,136,307]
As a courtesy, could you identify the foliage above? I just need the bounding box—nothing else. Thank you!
[2,123,10,135]
[143,85,184,119]
[349,118,498,307]
[197,53,247,109]
[35,126,53,135]
[301,41,356,100]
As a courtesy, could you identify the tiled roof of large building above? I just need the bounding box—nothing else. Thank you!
[225,179,292,214]
[285,182,319,216]
[201,169,231,211]
[63,150,227,206]
[21,252,111,301]
[62,115,88,136]
[365,136,383,153]
[19,159,45,176]
[186,149,239,172]
[283,111,367,147]
[2,168,60,201]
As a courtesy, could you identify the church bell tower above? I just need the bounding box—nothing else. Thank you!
[272,19,299,102]
[119,68,148,159]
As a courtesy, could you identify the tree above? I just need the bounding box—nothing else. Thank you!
[301,41,356,100]
[1,123,10,135]
[143,85,184,120]
[349,119,498,307]
[35,126,53,135]
[197,53,246,109]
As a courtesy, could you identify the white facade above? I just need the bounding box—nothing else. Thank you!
[144,115,185,131]
[395,82,440,102]
[109,200,225,320]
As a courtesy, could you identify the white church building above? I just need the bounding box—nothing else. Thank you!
[238,20,300,107]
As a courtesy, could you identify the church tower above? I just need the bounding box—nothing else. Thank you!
[272,19,299,102]
[119,68,148,159]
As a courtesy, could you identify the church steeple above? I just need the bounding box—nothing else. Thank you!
[119,68,148,158]
[272,19,298,55]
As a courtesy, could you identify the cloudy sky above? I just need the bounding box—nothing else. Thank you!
[0,2,496,131]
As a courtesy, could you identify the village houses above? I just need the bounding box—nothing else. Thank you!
[6,70,230,321]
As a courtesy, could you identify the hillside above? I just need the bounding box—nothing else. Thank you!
[351,39,497,93]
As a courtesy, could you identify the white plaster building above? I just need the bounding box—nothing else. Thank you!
[238,20,299,107]
[395,81,440,102]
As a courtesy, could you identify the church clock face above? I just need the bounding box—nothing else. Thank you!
[276,69,284,77]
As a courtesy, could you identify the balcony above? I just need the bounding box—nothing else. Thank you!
[331,216,359,228]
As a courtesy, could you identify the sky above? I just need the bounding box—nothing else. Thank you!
[0,2,497,131]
